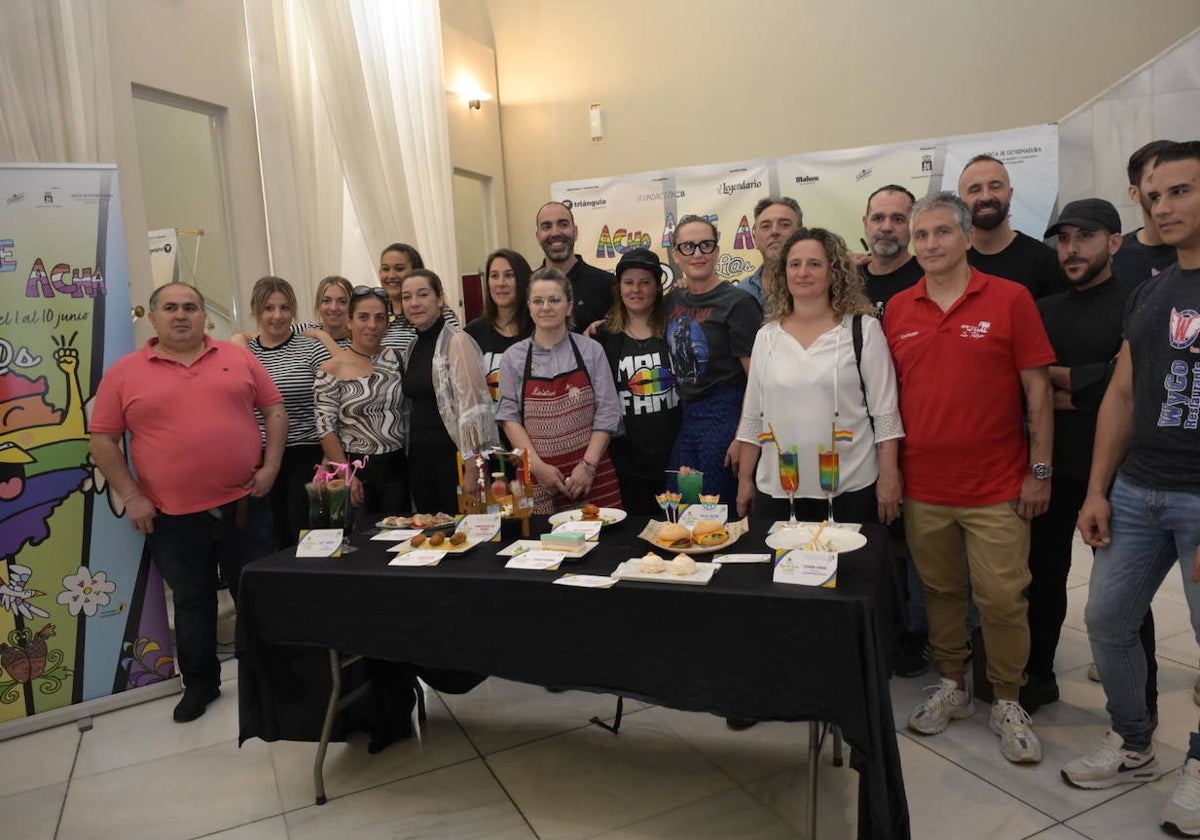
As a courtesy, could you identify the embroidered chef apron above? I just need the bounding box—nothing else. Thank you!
[521,336,622,514]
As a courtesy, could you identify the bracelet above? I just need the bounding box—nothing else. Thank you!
[580,458,597,475]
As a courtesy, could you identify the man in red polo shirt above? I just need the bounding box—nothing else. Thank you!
[90,283,286,722]
[884,191,1055,764]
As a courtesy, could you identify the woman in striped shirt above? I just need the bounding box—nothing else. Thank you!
[246,276,330,548]
[294,275,353,347]
[314,287,410,521]
[377,242,458,356]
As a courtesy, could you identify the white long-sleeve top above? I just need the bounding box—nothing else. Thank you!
[736,315,904,499]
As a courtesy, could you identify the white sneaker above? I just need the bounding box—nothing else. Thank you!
[908,677,975,735]
[1163,758,1200,836]
[1061,730,1163,789]
[990,699,1041,764]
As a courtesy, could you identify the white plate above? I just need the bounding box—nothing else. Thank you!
[389,535,478,555]
[765,527,866,553]
[548,507,627,527]
[612,559,719,585]
[375,514,461,531]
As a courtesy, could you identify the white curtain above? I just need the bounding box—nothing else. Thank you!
[0,0,115,162]
[291,0,456,284]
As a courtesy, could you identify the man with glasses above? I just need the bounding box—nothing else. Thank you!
[737,196,803,311]
[90,282,285,723]
[535,201,614,333]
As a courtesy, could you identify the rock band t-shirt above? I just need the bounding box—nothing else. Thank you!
[1120,264,1200,492]
[665,282,760,402]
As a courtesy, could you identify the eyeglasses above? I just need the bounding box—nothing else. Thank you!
[353,285,389,301]
[529,296,566,307]
[674,239,717,256]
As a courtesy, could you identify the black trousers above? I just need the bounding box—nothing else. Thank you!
[752,483,880,525]
[268,444,324,549]
[408,439,461,515]
[1027,474,1157,711]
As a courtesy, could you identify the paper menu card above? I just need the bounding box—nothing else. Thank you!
[504,550,565,570]
[772,549,838,588]
[296,529,345,557]
[371,529,422,541]
[388,549,445,567]
[552,520,603,540]
[457,513,501,542]
[553,574,617,588]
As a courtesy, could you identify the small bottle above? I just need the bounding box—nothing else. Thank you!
[490,472,509,499]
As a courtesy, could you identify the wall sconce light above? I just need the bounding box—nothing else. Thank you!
[449,84,494,111]
[467,93,493,110]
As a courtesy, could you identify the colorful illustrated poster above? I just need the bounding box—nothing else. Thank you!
[553,124,1059,288]
[0,165,172,725]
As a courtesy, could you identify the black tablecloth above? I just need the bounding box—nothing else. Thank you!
[236,517,909,839]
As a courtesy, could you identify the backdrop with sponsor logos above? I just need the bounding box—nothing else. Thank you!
[0,165,173,730]
[551,123,1058,288]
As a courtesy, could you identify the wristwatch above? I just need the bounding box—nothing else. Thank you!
[1031,462,1053,480]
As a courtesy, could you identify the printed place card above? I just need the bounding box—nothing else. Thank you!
[552,520,603,540]
[679,504,728,528]
[712,553,772,564]
[505,550,566,570]
[458,513,502,542]
[387,549,445,567]
[552,574,618,588]
[371,529,422,541]
[296,529,345,557]
[772,549,838,588]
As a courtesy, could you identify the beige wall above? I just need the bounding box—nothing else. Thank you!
[490,0,1200,260]
[106,0,269,339]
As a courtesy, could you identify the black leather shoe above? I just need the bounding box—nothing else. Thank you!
[894,631,931,678]
[173,684,220,723]
[1018,674,1060,714]
[725,717,758,731]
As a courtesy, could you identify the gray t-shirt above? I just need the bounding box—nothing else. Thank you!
[1120,263,1200,491]
[665,282,761,401]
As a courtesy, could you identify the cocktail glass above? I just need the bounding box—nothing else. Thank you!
[777,448,800,527]
[677,470,704,505]
[818,450,840,524]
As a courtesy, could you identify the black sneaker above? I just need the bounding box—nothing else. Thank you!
[894,631,931,677]
[1019,673,1060,714]
[725,717,758,731]
[173,684,220,723]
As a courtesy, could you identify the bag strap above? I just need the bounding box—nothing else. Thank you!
[851,314,875,434]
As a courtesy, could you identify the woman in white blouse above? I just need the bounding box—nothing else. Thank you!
[735,228,904,524]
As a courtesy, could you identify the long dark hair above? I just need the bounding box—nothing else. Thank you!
[483,249,533,336]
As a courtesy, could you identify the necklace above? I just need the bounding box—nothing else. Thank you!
[347,345,378,360]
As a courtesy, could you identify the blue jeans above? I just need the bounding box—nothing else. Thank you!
[148,496,273,688]
[1085,474,1200,753]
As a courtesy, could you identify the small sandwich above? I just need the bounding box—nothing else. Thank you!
[655,523,692,550]
[580,503,601,521]
[691,520,728,547]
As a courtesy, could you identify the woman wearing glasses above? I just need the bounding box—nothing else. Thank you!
[665,215,762,503]
[246,276,330,547]
[400,269,497,513]
[313,286,410,519]
[496,267,623,513]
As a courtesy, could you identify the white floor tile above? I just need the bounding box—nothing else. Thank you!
[284,759,535,840]
[739,744,860,838]
[589,787,799,839]
[1024,826,1090,839]
[485,712,735,840]
[894,736,1055,839]
[57,739,280,840]
[0,782,67,840]
[74,681,237,777]
[438,677,649,755]
[0,722,80,797]
[1065,770,1181,839]
[270,690,477,811]
[1158,629,1200,670]
[200,815,288,840]
[637,704,809,784]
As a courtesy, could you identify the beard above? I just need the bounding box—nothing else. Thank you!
[971,198,1009,231]
[1063,252,1109,287]
[871,235,904,258]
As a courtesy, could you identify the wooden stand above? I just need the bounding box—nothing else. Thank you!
[456,450,536,538]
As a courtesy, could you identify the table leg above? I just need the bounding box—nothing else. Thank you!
[807,720,819,838]
[314,649,342,806]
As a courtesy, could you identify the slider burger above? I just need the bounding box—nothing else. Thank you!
[654,523,692,550]
[691,519,728,547]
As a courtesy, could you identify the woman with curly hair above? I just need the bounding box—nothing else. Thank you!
[735,228,904,524]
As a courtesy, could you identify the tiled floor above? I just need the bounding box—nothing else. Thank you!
[3,538,1199,839]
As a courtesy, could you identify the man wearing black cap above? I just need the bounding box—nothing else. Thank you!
[596,247,681,516]
[1023,198,1142,712]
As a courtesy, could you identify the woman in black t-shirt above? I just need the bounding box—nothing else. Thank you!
[464,248,534,405]
[597,248,681,515]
